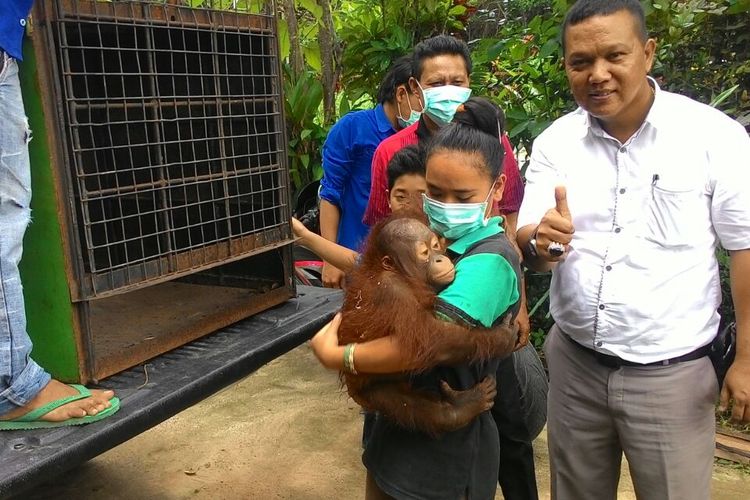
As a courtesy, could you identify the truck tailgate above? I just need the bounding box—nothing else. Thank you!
[0,286,342,499]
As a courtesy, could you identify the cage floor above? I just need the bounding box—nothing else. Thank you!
[88,280,292,381]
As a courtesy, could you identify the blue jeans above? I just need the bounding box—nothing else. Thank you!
[0,51,51,416]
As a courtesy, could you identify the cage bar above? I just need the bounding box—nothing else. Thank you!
[49,0,290,299]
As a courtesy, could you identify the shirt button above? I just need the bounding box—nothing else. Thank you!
[619,146,627,153]
[619,188,626,194]
[599,304,606,310]
[596,341,603,347]
[605,265,612,271]
[20,18,26,27]
[614,227,622,233]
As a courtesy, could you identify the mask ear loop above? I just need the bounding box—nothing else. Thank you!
[396,90,408,122]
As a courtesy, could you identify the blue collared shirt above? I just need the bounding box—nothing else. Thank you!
[1,1,34,60]
[319,104,395,250]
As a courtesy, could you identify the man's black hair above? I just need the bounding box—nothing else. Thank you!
[386,145,425,191]
[426,98,505,179]
[377,54,414,104]
[562,0,648,54]
[411,35,472,81]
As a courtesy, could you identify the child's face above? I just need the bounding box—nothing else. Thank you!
[388,174,428,214]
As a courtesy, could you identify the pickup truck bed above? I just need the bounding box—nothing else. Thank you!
[0,286,342,499]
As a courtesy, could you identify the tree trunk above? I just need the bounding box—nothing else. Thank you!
[317,0,340,125]
[283,0,304,75]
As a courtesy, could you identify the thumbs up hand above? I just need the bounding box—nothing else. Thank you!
[535,186,575,261]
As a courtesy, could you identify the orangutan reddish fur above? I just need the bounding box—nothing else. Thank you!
[338,214,519,436]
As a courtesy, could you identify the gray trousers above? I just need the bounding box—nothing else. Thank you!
[545,325,718,500]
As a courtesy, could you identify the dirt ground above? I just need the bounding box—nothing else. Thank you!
[24,344,750,499]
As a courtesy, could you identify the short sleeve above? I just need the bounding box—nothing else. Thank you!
[709,119,750,251]
[436,253,519,328]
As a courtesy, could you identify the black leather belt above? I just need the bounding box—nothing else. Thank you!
[562,332,711,369]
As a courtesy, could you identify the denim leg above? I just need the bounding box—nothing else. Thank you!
[0,53,51,416]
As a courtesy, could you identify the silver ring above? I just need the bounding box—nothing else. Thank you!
[548,241,565,257]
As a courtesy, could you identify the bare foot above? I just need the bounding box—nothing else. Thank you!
[0,379,114,422]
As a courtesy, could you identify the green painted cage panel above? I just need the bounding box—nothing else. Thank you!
[18,39,81,382]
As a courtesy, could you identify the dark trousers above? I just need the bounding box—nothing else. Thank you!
[362,344,548,500]
[493,344,548,500]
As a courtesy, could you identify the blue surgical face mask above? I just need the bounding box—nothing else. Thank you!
[422,188,494,241]
[417,82,472,127]
[397,93,422,128]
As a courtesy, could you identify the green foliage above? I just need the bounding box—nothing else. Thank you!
[279,0,473,191]
[336,0,472,107]
[645,0,750,125]
[283,68,328,190]
[525,271,553,350]
[471,6,572,171]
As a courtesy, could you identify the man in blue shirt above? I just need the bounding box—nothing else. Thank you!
[1,3,119,430]
[318,55,422,287]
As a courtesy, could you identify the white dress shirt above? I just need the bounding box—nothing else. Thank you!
[518,81,750,363]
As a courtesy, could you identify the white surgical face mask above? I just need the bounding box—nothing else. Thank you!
[397,93,422,128]
[417,81,472,127]
[421,187,493,240]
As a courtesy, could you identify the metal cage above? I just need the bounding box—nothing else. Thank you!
[49,0,290,298]
[27,0,295,381]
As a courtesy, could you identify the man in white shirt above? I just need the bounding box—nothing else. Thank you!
[517,0,750,498]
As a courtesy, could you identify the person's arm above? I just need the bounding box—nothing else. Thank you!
[709,120,750,423]
[309,314,411,373]
[319,200,346,287]
[362,145,391,226]
[319,119,354,288]
[292,218,359,273]
[310,312,519,374]
[719,249,750,423]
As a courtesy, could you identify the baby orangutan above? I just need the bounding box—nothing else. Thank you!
[339,214,520,436]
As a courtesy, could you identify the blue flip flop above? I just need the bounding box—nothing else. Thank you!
[0,384,120,431]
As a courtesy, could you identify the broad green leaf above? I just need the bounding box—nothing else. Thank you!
[539,39,559,59]
[504,108,528,121]
[298,0,323,20]
[300,154,310,169]
[710,84,740,108]
[448,5,466,16]
[303,45,322,72]
[509,121,529,138]
[727,0,750,15]
[313,163,324,180]
[277,18,290,62]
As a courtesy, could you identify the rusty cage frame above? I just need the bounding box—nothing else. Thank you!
[31,0,296,381]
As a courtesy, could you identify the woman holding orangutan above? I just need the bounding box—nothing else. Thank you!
[311,99,523,499]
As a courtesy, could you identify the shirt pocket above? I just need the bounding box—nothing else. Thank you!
[644,183,705,248]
